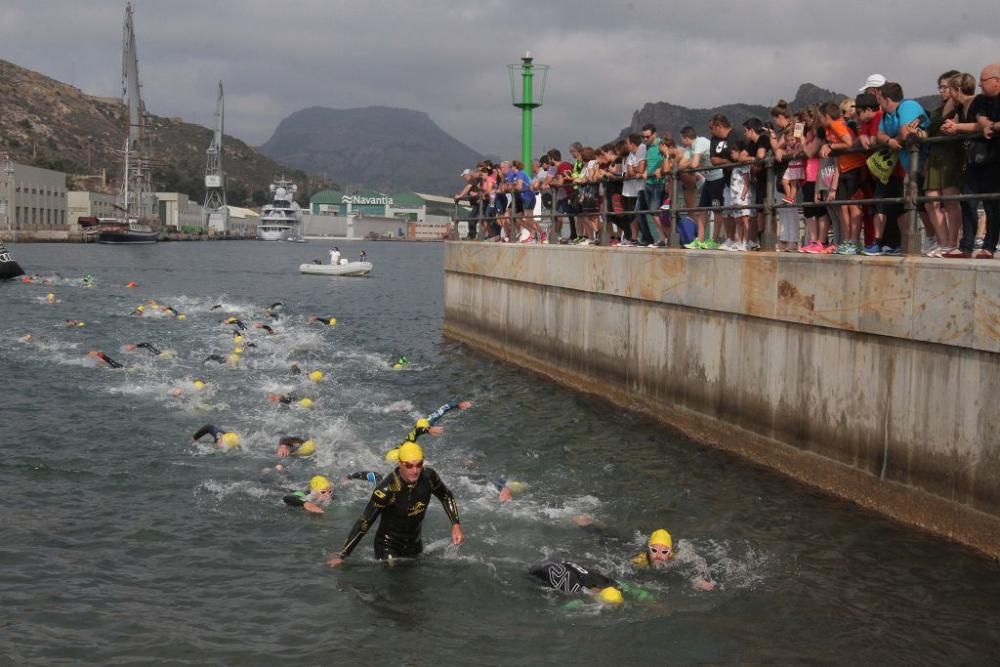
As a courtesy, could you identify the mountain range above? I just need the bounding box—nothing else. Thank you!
[258,106,488,196]
[0,58,331,206]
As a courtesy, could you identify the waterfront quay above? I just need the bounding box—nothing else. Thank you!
[443,241,1000,556]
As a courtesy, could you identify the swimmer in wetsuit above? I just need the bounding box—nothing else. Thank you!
[275,435,315,457]
[203,354,228,365]
[255,323,276,335]
[529,560,652,607]
[191,424,240,448]
[64,319,86,328]
[630,529,715,591]
[346,470,383,485]
[266,302,283,319]
[326,442,463,566]
[308,315,337,327]
[283,475,334,514]
[87,350,123,368]
[125,342,161,356]
[267,392,299,405]
[223,317,247,331]
[383,399,473,459]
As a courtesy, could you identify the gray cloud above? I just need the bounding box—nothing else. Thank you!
[2,0,997,160]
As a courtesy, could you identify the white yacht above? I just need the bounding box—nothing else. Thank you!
[258,178,303,241]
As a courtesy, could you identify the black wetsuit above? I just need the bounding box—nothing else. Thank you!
[347,471,383,485]
[163,307,178,317]
[395,400,462,447]
[290,364,302,376]
[273,393,298,405]
[314,316,337,326]
[338,467,460,560]
[204,354,227,364]
[278,435,306,452]
[192,424,224,442]
[136,342,161,355]
[224,318,247,331]
[529,561,616,594]
[94,352,123,368]
[210,304,223,311]
[258,324,275,335]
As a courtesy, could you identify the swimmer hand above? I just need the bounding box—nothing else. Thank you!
[303,502,324,514]
[326,554,344,568]
[498,487,513,504]
[276,445,290,458]
[429,426,445,436]
[451,524,464,545]
[694,579,716,592]
[458,401,473,410]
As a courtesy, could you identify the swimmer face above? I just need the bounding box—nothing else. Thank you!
[398,459,424,484]
[648,544,672,566]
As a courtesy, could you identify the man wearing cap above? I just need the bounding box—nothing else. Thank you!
[326,441,463,565]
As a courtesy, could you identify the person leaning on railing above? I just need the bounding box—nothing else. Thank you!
[923,70,964,257]
[964,64,1000,258]
[940,72,986,257]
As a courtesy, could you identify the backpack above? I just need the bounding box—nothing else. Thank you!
[677,216,697,246]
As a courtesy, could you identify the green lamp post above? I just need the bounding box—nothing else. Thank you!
[508,52,549,168]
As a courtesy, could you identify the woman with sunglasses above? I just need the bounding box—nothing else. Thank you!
[283,475,335,514]
[326,442,463,566]
[631,529,716,591]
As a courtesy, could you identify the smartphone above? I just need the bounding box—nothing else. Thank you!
[793,122,805,139]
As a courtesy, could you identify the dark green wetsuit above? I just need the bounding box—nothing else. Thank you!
[337,467,460,561]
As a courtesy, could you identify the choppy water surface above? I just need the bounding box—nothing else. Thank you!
[2,240,999,665]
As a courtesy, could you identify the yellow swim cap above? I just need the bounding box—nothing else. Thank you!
[308,370,324,382]
[649,529,672,549]
[136,305,145,312]
[416,418,430,430]
[599,587,624,604]
[159,350,174,358]
[397,441,424,463]
[393,363,402,370]
[177,314,186,321]
[309,475,332,492]
[220,432,241,449]
[328,318,337,326]
[295,440,316,456]
[507,481,528,494]
[385,448,400,462]
[193,379,206,390]
[46,293,56,301]
[227,353,241,363]
[233,334,244,343]
[76,321,86,327]
[297,397,314,409]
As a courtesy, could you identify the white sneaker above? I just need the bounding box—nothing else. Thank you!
[922,237,938,254]
[748,240,760,251]
[518,229,532,243]
[720,239,737,251]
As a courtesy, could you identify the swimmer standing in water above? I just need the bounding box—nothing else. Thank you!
[326,442,463,566]
[87,350,123,368]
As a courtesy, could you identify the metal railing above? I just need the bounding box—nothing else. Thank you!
[452,132,1000,255]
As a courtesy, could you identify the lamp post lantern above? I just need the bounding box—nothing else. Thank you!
[508,52,548,168]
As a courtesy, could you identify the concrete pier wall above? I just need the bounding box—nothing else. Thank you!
[443,243,1000,556]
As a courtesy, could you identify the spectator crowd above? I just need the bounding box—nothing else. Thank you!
[455,63,1000,258]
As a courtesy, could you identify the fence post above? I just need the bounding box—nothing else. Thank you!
[763,153,777,251]
[902,141,921,255]
[670,161,681,248]
[599,182,610,246]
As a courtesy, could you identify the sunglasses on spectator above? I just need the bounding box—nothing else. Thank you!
[402,460,424,469]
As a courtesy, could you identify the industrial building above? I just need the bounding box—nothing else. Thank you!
[1,162,68,240]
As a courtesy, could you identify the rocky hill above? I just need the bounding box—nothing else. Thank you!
[0,58,333,206]
[259,106,488,196]
[620,83,940,140]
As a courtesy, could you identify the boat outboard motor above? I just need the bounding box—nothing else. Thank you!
[0,241,25,280]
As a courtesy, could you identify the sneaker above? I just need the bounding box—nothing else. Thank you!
[735,241,749,251]
[835,242,853,255]
[862,243,883,256]
[748,240,760,251]
[975,250,994,259]
[702,239,721,250]
[577,238,592,246]
[591,238,601,246]
[655,239,668,248]
[801,242,821,254]
[619,239,634,247]
[882,246,902,256]
[720,239,737,251]
[821,243,837,254]
[684,240,701,249]
[921,237,938,254]
[975,238,984,249]
[942,248,971,258]
[782,197,795,204]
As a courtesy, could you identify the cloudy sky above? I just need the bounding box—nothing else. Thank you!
[2,1,997,157]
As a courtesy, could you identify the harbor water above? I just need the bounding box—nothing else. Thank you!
[2,241,999,664]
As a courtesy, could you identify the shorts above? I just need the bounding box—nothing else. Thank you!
[495,194,508,213]
[698,178,726,209]
[801,182,827,219]
[521,192,536,211]
[784,161,805,182]
[835,168,863,202]
[513,197,525,214]
[723,186,752,218]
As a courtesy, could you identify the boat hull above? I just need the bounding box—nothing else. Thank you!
[299,262,373,277]
[0,241,26,279]
[96,229,159,244]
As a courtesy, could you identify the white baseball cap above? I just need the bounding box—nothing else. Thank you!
[460,168,472,176]
[859,74,886,92]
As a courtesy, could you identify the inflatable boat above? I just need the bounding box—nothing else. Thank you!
[299,261,373,277]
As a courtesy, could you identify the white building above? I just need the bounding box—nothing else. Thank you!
[67,191,117,233]
[155,192,204,232]
[2,162,68,239]
[224,205,259,238]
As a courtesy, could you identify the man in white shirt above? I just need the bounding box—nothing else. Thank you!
[620,133,647,246]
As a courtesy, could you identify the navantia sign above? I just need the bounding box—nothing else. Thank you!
[341,194,393,206]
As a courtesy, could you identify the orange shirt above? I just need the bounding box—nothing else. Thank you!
[827,119,866,173]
